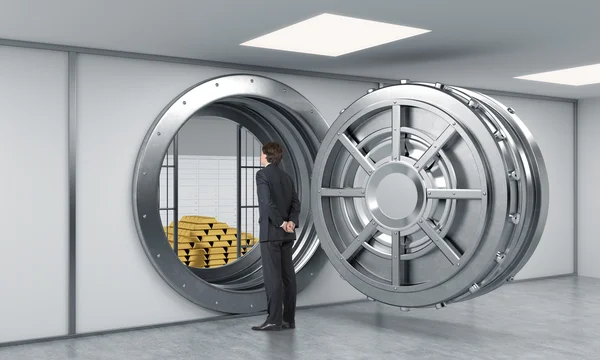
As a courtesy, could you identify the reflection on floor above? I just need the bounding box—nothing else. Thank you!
[165,215,259,268]
[2,276,599,359]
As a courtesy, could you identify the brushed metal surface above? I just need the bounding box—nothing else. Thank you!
[134,75,548,313]
[311,82,549,308]
[133,74,329,314]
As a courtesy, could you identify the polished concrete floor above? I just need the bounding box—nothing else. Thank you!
[1,276,599,359]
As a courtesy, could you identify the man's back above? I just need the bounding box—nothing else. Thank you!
[252,141,298,331]
[256,164,300,242]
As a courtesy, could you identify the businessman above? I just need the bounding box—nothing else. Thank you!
[252,142,300,331]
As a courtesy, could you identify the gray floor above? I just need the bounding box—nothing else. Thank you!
[1,276,599,359]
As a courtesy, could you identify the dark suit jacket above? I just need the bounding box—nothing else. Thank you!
[256,164,300,242]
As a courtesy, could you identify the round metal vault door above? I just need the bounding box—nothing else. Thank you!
[134,74,329,314]
[311,81,549,308]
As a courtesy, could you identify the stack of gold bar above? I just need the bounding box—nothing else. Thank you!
[163,215,260,268]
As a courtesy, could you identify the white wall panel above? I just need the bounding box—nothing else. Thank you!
[577,98,600,278]
[76,55,227,333]
[0,46,68,342]
[490,95,575,280]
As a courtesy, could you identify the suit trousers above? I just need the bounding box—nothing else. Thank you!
[260,240,296,325]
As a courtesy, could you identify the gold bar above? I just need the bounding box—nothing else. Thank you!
[207,247,226,254]
[188,248,207,255]
[188,255,207,262]
[211,222,229,230]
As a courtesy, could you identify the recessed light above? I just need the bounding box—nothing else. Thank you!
[515,63,600,86]
[240,13,430,57]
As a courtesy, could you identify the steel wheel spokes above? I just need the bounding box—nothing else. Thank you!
[338,133,375,174]
[391,105,404,161]
[320,188,365,197]
[418,219,462,265]
[414,125,457,170]
[391,231,408,286]
[427,189,483,200]
[342,220,379,261]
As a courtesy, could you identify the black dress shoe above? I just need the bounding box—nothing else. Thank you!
[282,321,295,329]
[251,322,281,331]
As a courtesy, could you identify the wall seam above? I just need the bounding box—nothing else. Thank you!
[68,51,77,335]
[573,100,578,275]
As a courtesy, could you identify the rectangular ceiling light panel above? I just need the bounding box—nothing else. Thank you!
[241,13,430,57]
[516,63,600,86]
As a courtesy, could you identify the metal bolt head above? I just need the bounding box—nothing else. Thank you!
[340,108,345,114]
[250,304,254,308]
[507,107,515,114]
[394,232,398,235]
[142,172,147,175]
[310,273,314,276]
[157,253,160,258]
[394,287,398,290]
[215,301,219,305]
[483,192,487,196]
[310,109,314,113]
[419,219,423,223]
[157,132,161,136]
[250,79,254,83]
[428,192,431,195]
[367,88,374,93]
[394,256,397,259]
[142,214,147,218]
[182,101,186,105]
[182,284,186,288]
[215,83,219,87]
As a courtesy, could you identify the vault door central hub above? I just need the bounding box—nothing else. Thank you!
[366,162,424,229]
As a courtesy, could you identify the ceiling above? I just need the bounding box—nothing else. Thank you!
[2,0,600,99]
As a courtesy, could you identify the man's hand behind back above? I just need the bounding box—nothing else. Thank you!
[280,221,295,233]
[285,221,295,233]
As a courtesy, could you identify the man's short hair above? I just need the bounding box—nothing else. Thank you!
[262,142,284,165]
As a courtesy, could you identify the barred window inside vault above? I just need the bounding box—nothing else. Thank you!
[159,117,263,269]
